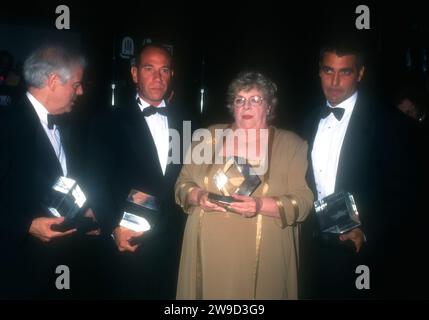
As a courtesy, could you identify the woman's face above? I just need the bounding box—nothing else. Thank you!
[233,87,269,129]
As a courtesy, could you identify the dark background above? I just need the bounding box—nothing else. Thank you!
[2,1,429,131]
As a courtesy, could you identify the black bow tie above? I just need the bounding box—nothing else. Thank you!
[47,114,65,129]
[141,105,168,117]
[321,106,345,121]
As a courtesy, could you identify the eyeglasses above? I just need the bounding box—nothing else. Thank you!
[233,95,265,108]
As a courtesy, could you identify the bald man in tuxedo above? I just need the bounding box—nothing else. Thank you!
[87,43,196,299]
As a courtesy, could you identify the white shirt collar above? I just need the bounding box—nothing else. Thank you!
[136,94,166,112]
[26,91,51,128]
[327,91,358,114]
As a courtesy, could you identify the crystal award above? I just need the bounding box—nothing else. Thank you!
[314,191,361,234]
[208,156,261,205]
[44,176,96,232]
[119,189,160,245]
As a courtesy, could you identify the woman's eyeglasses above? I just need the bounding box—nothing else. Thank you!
[233,95,265,108]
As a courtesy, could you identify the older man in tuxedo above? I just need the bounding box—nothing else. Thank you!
[0,44,102,298]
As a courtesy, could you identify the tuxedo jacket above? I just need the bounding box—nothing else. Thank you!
[85,97,196,297]
[300,93,421,298]
[0,96,91,298]
[87,98,191,234]
[305,95,381,243]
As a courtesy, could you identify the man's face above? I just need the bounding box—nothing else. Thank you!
[319,52,364,106]
[49,66,84,114]
[131,47,173,106]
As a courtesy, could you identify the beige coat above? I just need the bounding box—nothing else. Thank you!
[175,124,313,299]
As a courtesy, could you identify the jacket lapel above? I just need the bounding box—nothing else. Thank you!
[14,98,63,204]
[306,104,327,194]
[21,98,63,179]
[334,95,371,193]
[121,100,164,177]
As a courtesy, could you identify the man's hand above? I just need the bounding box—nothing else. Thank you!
[29,217,77,242]
[113,226,144,253]
[339,228,365,253]
[83,208,101,236]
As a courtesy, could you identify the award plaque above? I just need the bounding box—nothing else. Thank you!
[44,176,97,232]
[208,156,261,205]
[119,189,160,245]
[314,191,361,234]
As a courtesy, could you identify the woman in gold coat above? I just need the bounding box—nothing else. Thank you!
[175,71,313,299]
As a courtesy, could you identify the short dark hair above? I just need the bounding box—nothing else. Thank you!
[132,43,173,68]
[319,33,365,70]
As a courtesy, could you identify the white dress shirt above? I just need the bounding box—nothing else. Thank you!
[311,91,358,200]
[26,92,67,176]
[137,95,169,175]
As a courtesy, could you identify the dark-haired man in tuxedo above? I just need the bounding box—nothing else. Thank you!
[300,38,421,299]
[87,43,194,299]
[0,44,100,298]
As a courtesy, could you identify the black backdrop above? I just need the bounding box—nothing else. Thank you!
[2,1,429,130]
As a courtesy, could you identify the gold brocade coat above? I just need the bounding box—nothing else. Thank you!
[175,124,313,299]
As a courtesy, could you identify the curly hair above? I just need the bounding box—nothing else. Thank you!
[226,71,278,122]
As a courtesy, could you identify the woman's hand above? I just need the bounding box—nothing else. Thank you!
[187,188,226,212]
[228,194,262,218]
[196,189,227,212]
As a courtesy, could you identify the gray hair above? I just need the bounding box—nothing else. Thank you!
[23,45,86,88]
[226,71,278,122]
